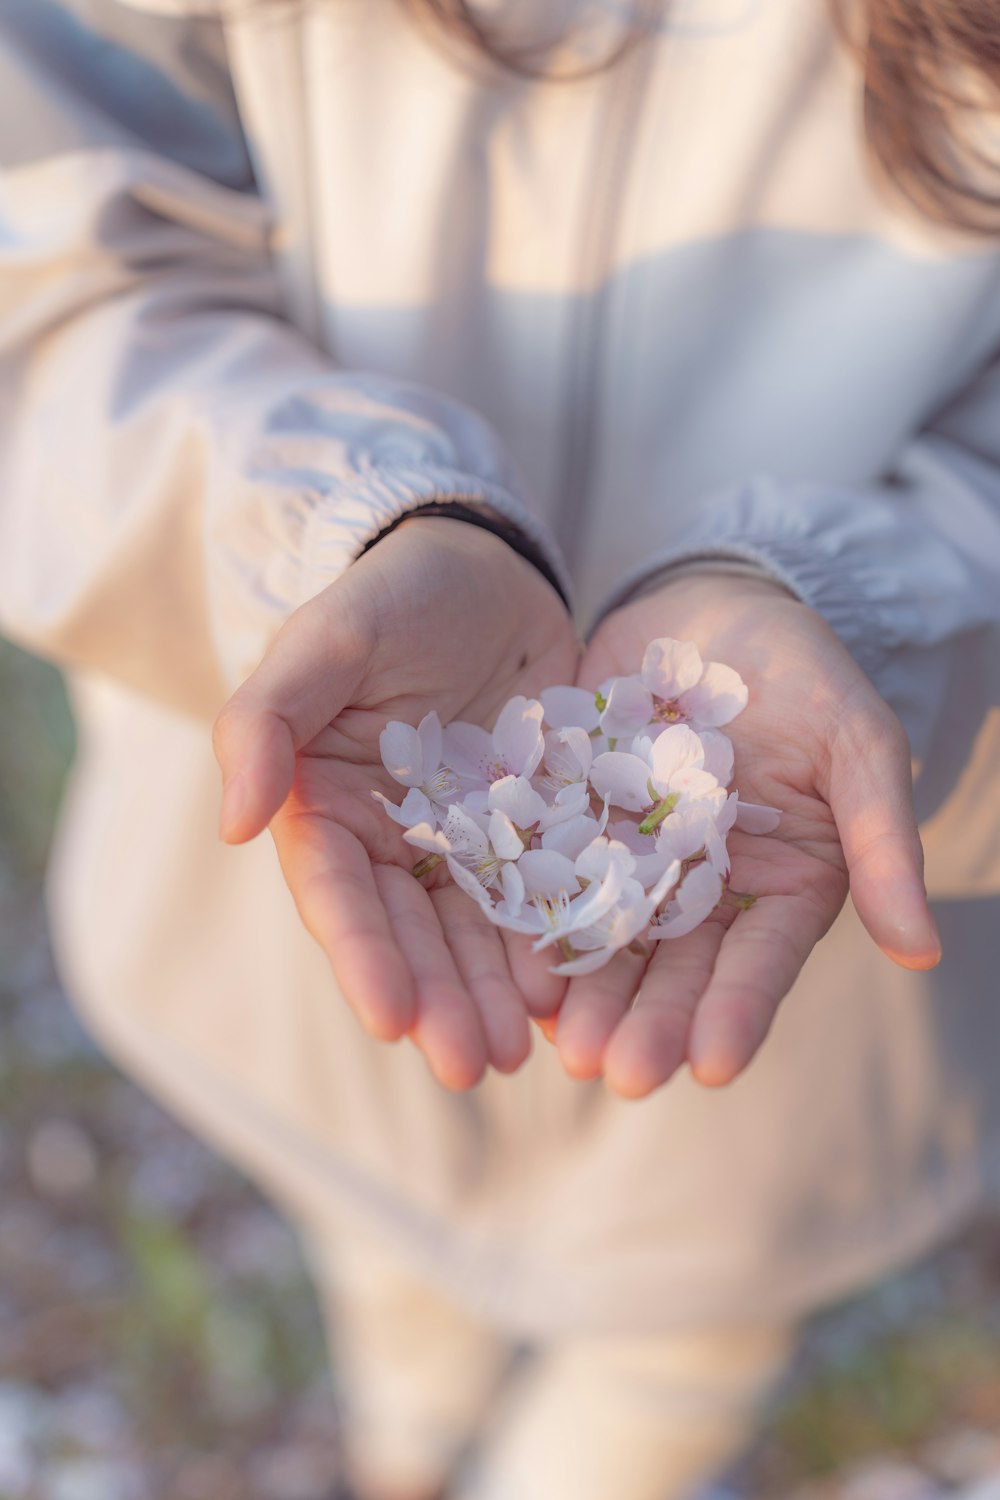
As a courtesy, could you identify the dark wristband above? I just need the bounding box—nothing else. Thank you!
[358,500,570,610]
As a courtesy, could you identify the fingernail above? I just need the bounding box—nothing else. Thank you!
[220,772,246,840]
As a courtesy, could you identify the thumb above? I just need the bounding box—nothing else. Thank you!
[212,587,369,843]
[826,700,942,970]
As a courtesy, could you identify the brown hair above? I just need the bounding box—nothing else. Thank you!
[833,0,1000,231]
[402,0,1000,232]
[257,0,1000,231]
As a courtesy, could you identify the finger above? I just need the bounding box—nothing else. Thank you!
[555,947,647,1081]
[686,892,831,1088]
[433,885,532,1074]
[213,591,367,842]
[271,811,416,1041]
[827,705,941,969]
[374,864,490,1091]
[502,932,568,1019]
[601,922,725,1098]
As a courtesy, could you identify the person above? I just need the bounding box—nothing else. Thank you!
[2,1,1000,1497]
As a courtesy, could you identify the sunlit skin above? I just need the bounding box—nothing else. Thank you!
[552,572,942,1097]
[212,516,578,1091]
[213,535,940,1101]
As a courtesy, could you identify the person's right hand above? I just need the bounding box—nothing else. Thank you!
[212,516,579,1089]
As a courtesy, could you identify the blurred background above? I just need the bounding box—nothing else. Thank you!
[1,636,999,1500]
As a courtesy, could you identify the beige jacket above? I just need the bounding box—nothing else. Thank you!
[2,0,1000,1332]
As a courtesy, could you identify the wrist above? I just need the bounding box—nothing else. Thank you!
[361,498,571,610]
[627,560,797,606]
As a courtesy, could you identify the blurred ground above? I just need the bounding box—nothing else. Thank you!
[1,637,998,1500]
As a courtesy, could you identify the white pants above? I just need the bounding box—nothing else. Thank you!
[304,1226,798,1500]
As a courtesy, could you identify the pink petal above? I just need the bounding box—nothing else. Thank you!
[500,861,526,914]
[538,783,591,830]
[600,676,654,740]
[590,751,654,813]
[678,662,748,728]
[447,855,499,914]
[671,768,720,801]
[540,684,602,732]
[488,810,525,862]
[517,848,580,899]
[371,787,435,829]
[444,802,493,853]
[541,814,605,861]
[733,798,782,834]
[442,720,493,783]
[402,821,452,855]
[379,720,424,787]
[416,711,443,774]
[648,723,705,786]
[655,807,713,863]
[641,637,703,698]
[544,726,593,783]
[548,946,616,977]
[698,729,735,786]
[493,696,546,778]
[649,864,723,940]
[488,774,547,830]
[575,838,636,883]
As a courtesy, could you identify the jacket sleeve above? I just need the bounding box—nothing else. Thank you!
[597,349,1000,769]
[0,0,568,719]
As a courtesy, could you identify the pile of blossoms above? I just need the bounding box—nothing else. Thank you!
[372,639,780,977]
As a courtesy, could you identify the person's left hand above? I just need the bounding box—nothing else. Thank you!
[545,571,942,1098]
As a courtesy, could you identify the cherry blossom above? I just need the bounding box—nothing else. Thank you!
[540,684,603,734]
[443,696,546,792]
[404,804,517,889]
[649,861,725,941]
[374,711,460,826]
[533,854,682,976]
[372,636,778,977]
[590,723,719,824]
[600,638,748,739]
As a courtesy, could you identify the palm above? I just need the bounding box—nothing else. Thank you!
[217,517,579,1089]
[553,575,937,1097]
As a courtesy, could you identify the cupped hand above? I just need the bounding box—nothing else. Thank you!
[552,572,942,1098]
[212,517,578,1090]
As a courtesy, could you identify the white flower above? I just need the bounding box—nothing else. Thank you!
[607,819,673,889]
[374,711,461,827]
[472,848,584,938]
[600,638,748,739]
[698,728,735,787]
[541,804,610,860]
[538,726,593,795]
[656,800,732,876]
[732,796,782,833]
[533,855,682,976]
[404,804,517,890]
[376,638,775,972]
[540,685,603,733]
[590,723,719,822]
[442,696,546,792]
[649,861,724,941]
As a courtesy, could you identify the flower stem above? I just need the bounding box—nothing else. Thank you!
[558,938,578,963]
[412,853,444,880]
[638,792,679,836]
[723,887,757,910]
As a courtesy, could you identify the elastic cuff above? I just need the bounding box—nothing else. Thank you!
[297,462,573,612]
[360,499,571,610]
[590,477,893,681]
